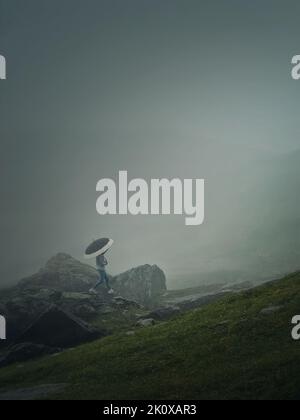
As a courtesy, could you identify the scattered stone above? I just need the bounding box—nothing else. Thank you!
[137,318,156,327]
[112,296,141,309]
[72,304,97,318]
[98,305,115,315]
[62,292,93,301]
[213,320,230,334]
[260,305,284,315]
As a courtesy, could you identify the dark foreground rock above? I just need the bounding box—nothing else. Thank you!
[0,255,165,345]
[17,306,105,348]
[1,253,240,366]
[0,342,60,368]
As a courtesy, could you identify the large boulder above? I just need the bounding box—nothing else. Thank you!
[0,255,167,350]
[18,253,98,293]
[16,256,167,306]
[112,265,167,305]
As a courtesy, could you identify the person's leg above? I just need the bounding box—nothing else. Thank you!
[104,272,115,294]
[94,270,105,289]
[103,272,110,290]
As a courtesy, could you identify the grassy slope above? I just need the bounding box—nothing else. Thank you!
[1,272,300,400]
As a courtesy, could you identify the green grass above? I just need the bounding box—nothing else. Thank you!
[90,305,147,333]
[1,272,300,400]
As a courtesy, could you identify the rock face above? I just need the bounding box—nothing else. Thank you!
[18,253,98,293]
[112,265,167,305]
[17,306,104,348]
[0,255,169,368]
[18,255,167,306]
[0,255,165,350]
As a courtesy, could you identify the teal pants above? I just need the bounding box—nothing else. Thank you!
[95,270,110,289]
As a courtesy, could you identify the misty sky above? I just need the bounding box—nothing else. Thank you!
[1,0,300,288]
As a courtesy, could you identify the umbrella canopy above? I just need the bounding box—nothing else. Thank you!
[84,238,114,259]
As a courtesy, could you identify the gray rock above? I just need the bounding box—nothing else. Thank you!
[0,255,166,346]
[61,292,93,301]
[213,321,230,334]
[98,305,115,315]
[112,264,166,305]
[221,281,253,292]
[260,305,283,315]
[166,292,228,312]
[27,289,61,301]
[137,318,156,327]
[73,304,97,318]
[112,296,141,309]
[18,253,98,293]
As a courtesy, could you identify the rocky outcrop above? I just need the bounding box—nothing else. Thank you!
[17,255,167,306]
[112,265,167,305]
[0,254,167,359]
[17,306,105,348]
[18,253,98,293]
[0,290,144,345]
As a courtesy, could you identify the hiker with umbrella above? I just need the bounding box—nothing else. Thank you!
[85,238,114,294]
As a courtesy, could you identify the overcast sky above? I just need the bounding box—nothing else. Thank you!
[1,0,300,288]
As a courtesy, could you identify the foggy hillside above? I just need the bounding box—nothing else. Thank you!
[1,1,300,289]
[169,147,300,289]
